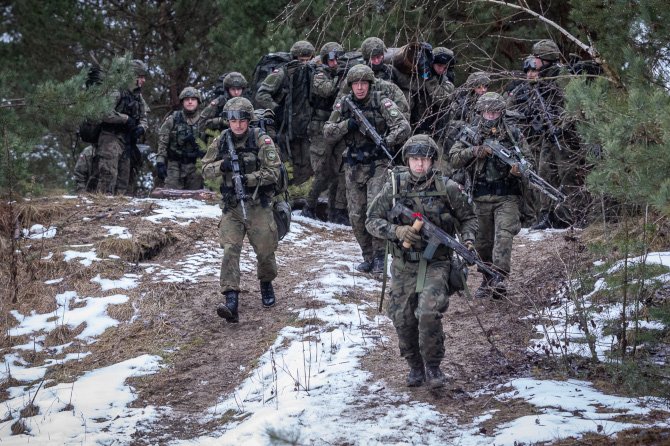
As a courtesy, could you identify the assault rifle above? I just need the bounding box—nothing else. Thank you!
[225,130,248,220]
[459,127,566,203]
[389,202,503,283]
[343,96,395,162]
[532,86,563,151]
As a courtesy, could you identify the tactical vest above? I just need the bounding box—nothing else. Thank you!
[167,111,201,162]
[101,89,144,133]
[342,92,388,165]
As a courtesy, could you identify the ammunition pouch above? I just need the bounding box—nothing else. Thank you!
[473,178,521,198]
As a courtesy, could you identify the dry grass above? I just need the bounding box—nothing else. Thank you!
[10,419,28,435]
[96,229,176,262]
[19,403,39,418]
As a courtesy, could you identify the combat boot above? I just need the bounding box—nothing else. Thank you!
[406,365,426,387]
[425,365,446,389]
[300,206,316,219]
[491,279,507,300]
[331,208,351,226]
[371,255,385,274]
[216,291,239,323]
[355,260,373,273]
[260,281,276,308]
[530,212,552,231]
[474,277,493,299]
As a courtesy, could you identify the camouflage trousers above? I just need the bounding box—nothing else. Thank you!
[218,201,278,293]
[537,138,583,224]
[474,194,521,274]
[306,129,346,211]
[165,160,203,190]
[287,137,313,186]
[92,131,124,195]
[344,161,388,262]
[386,258,451,368]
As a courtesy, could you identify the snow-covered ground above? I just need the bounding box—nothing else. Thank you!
[1,198,668,444]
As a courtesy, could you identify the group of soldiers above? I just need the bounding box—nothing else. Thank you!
[75,36,590,389]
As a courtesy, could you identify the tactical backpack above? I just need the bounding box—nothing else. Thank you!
[249,52,292,100]
[273,163,291,241]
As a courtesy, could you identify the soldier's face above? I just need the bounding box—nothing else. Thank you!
[327,59,338,69]
[352,81,370,99]
[370,54,384,66]
[298,56,312,63]
[432,63,447,75]
[182,97,198,112]
[482,110,501,121]
[408,156,432,175]
[526,57,542,80]
[136,76,146,88]
[228,87,244,98]
[474,85,488,95]
[229,119,249,136]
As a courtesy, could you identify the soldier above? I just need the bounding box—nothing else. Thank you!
[431,46,456,84]
[302,42,349,224]
[449,92,524,299]
[324,64,410,273]
[74,145,94,193]
[366,135,478,388]
[255,40,315,186]
[156,87,205,190]
[200,72,248,134]
[92,59,149,195]
[201,97,283,323]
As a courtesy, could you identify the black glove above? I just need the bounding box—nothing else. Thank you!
[183,133,196,145]
[347,118,359,131]
[126,116,137,129]
[156,162,167,180]
[133,126,145,138]
[240,174,248,185]
[219,159,233,172]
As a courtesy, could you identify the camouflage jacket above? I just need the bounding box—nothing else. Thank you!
[408,74,454,131]
[323,91,410,163]
[157,109,204,164]
[337,78,410,121]
[366,166,478,260]
[202,127,282,207]
[311,65,342,121]
[100,87,149,135]
[74,145,94,192]
[199,93,231,132]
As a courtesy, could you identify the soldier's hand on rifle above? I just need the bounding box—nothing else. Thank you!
[126,116,137,129]
[472,145,492,159]
[219,159,233,172]
[395,225,421,246]
[347,118,359,132]
[133,126,145,138]
[464,240,476,252]
[156,162,167,180]
[510,163,522,177]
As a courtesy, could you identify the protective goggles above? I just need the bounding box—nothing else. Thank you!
[226,110,252,120]
[404,144,436,158]
[327,50,344,61]
[523,57,539,72]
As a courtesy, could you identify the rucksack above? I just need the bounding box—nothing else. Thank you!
[249,52,292,100]
[272,162,291,241]
[279,60,314,139]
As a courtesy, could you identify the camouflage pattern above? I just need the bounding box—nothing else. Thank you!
[223,72,248,89]
[74,145,94,192]
[91,87,148,195]
[532,39,561,62]
[407,65,454,132]
[290,40,315,58]
[360,37,386,60]
[449,118,524,275]
[366,166,477,368]
[337,78,410,121]
[178,86,202,102]
[323,90,410,262]
[202,126,282,293]
[157,108,205,190]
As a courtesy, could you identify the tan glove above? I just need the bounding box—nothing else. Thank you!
[395,225,421,245]
[510,163,522,177]
[472,145,492,159]
[464,240,476,252]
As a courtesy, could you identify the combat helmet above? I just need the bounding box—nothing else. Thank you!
[401,134,439,163]
[320,42,344,64]
[432,47,455,65]
[476,92,506,113]
[465,71,491,88]
[131,59,148,77]
[532,39,560,62]
[223,97,254,120]
[223,72,248,89]
[360,37,386,61]
[290,40,315,59]
[179,86,202,103]
[346,64,375,86]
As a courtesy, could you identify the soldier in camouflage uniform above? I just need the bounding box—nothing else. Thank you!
[337,37,410,121]
[366,135,478,388]
[302,42,349,224]
[74,145,94,192]
[449,92,524,299]
[92,59,149,195]
[324,64,410,273]
[201,97,282,323]
[255,40,315,186]
[156,87,205,190]
[199,72,248,135]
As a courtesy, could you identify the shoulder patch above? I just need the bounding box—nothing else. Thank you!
[267,150,278,161]
[390,110,398,117]
[383,100,393,108]
[264,137,272,145]
[335,102,341,110]
[272,68,280,73]
[210,100,217,106]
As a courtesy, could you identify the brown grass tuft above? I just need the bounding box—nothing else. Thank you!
[10,419,28,435]
[96,230,176,262]
[19,403,39,418]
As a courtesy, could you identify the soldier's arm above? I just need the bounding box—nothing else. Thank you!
[446,180,478,242]
[100,91,128,125]
[246,132,281,187]
[365,181,398,240]
[386,82,410,121]
[448,137,478,169]
[255,70,284,111]
[380,98,411,148]
[201,135,224,180]
[312,69,339,98]
[138,95,149,131]
[156,115,173,164]
[427,76,454,104]
[199,98,225,131]
[322,100,349,142]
